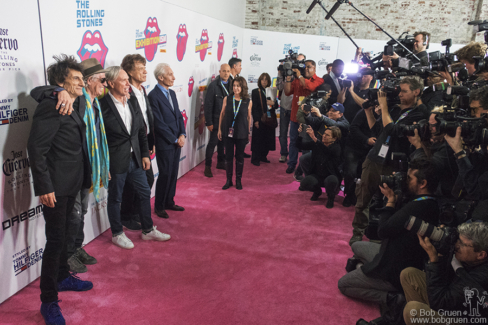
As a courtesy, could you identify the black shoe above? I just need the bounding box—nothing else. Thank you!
[76,247,97,265]
[204,166,213,177]
[154,208,169,219]
[251,160,260,166]
[326,196,335,209]
[298,186,305,191]
[294,174,304,182]
[166,205,185,211]
[310,190,322,201]
[384,293,406,325]
[122,219,142,231]
[236,179,243,190]
[222,179,233,190]
[260,158,270,163]
[345,257,361,273]
[286,166,295,174]
[216,161,225,170]
[243,152,251,158]
[342,194,357,207]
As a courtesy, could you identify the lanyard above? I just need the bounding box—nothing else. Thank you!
[395,108,414,125]
[413,196,436,201]
[221,81,229,96]
[232,96,242,128]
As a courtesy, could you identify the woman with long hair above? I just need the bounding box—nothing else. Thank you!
[218,77,252,190]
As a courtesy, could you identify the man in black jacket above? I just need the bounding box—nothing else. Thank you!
[100,66,170,249]
[204,63,231,177]
[339,158,440,310]
[401,222,488,325]
[322,59,344,106]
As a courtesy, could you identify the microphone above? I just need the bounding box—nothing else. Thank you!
[306,0,320,14]
[325,1,342,20]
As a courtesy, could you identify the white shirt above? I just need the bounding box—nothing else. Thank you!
[109,91,132,135]
[130,84,149,134]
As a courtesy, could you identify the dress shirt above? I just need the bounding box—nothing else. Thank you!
[130,84,149,133]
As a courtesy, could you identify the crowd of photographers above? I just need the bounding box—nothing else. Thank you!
[275,26,488,324]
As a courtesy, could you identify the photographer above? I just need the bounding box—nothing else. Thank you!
[455,42,487,80]
[304,103,350,145]
[284,59,324,175]
[296,125,342,209]
[322,59,344,106]
[401,222,488,325]
[343,67,375,125]
[387,31,430,65]
[468,85,488,118]
[350,77,429,246]
[420,74,445,113]
[339,158,440,318]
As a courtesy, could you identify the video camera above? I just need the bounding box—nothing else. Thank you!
[278,49,306,80]
[302,90,329,112]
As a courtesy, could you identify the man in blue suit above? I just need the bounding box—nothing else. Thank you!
[148,63,186,219]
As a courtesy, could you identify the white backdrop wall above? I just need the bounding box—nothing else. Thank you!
[0,0,464,304]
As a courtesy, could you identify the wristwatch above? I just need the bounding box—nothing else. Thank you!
[454,150,466,159]
[298,75,304,79]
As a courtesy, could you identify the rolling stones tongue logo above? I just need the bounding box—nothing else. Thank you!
[181,109,188,129]
[217,33,225,62]
[199,29,209,62]
[176,24,188,62]
[144,17,161,62]
[232,49,238,58]
[188,76,194,97]
[77,30,109,67]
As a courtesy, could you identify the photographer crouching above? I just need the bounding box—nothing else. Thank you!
[350,77,428,246]
[296,125,342,209]
[339,158,440,324]
[401,222,488,325]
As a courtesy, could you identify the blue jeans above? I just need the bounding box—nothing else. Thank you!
[108,157,153,236]
[288,121,300,169]
[279,109,291,156]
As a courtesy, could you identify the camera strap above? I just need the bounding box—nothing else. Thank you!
[414,196,436,201]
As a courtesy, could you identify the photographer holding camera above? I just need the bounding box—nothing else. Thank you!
[401,222,488,325]
[455,42,488,81]
[284,60,324,175]
[339,158,440,322]
[296,125,342,208]
[343,68,375,123]
[350,77,429,246]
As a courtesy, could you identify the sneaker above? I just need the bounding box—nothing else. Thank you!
[142,226,171,242]
[285,166,295,174]
[57,273,93,292]
[122,219,142,231]
[112,233,134,249]
[67,254,87,273]
[279,155,287,163]
[76,247,97,265]
[40,300,65,325]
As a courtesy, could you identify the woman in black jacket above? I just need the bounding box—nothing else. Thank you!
[297,125,342,208]
[251,73,276,166]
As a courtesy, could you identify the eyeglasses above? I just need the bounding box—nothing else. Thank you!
[457,238,474,248]
[99,78,107,84]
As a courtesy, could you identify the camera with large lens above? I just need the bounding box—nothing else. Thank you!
[436,114,488,146]
[362,89,380,109]
[398,119,431,141]
[405,216,459,256]
[278,49,306,80]
[302,90,328,108]
[387,34,415,58]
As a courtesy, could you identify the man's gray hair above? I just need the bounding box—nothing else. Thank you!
[105,66,122,86]
[458,222,488,253]
[154,63,170,81]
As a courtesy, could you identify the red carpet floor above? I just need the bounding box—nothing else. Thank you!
[0,141,379,325]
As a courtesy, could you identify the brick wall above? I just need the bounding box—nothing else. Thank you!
[245,0,488,45]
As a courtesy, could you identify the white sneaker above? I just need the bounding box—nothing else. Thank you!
[279,155,287,163]
[141,226,171,242]
[112,232,134,249]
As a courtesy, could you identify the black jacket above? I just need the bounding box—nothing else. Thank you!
[28,93,91,197]
[99,94,149,174]
[421,87,444,113]
[204,76,231,127]
[322,74,343,105]
[296,137,342,179]
[346,109,379,154]
[362,196,440,290]
[128,86,155,150]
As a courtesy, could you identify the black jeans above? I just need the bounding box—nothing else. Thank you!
[224,137,247,164]
[66,188,89,257]
[343,146,367,197]
[300,174,339,197]
[205,128,225,167]
[40,196,76,303]
[121,164,154,222]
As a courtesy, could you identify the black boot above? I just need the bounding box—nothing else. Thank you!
[216,160,225,170]
[235,161,244,190]
[222,162,233,190]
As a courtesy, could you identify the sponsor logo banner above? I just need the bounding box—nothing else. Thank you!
[135,17,166,61]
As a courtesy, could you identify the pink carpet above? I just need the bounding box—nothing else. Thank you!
[0,139,379,325]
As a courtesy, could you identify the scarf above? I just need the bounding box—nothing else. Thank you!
[83,88,110,202]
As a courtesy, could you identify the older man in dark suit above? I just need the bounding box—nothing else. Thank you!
[99,66,170,249]
[148,63,186,219]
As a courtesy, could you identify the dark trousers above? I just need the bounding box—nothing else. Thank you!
[224,137,247,164]
[121,164,154,222]
[107,157,153,235]
[299,152,313,176]
[40,196,76,303]
[300,174,339,197]
[251,125,270,164]
[66,188,89,257]
[155,147,181,211]
[205,128,225,167]
[343,147,367,197]
[279,109,291,156]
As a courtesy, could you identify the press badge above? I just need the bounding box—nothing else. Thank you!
[267,111,271,118]
[228,127,234,138]
[378,144,389,158]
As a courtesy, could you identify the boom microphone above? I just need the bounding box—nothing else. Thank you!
[306,0,320,14]
[325,1,342,20]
